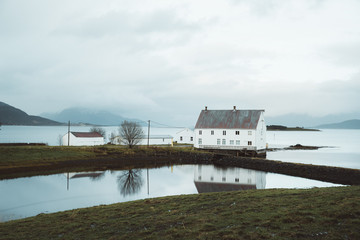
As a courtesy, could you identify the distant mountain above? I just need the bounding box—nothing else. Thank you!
[315,119,360,129]
[266,113,360,127]
[41,107,144,126]
[0,101,62,126]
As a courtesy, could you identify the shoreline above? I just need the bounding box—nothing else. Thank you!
[1,146,359,185]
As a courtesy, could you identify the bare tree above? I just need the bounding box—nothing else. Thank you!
[119,121,144,148]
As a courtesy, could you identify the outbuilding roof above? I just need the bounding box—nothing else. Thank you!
[195,109,264,129]
[71,132,103,138]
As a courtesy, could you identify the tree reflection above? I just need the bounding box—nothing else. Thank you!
[117,169,143,196]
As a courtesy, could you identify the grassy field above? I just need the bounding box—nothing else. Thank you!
[0,145,197,170]
[0,186,359,239]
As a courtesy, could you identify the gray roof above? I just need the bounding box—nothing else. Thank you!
[194,181,256,193]
[195,109,264,129]
[71,132,103,138]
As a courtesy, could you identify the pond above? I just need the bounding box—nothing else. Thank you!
[0,164,342,222]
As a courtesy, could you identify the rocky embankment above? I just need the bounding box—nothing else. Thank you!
[1,148,359,185]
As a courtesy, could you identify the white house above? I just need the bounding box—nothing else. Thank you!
[194,165,266,193]
[194,106,266,151]
[61,132,104,146]
[175,128,194,144]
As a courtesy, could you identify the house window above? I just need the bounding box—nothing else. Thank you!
[210,176,214,181]
[223,130,226,135]
[180,136,183,141]
[248,131,252,135]
[211,130,214,135]
[235,131,240,135]
[230,140,234,145]
[235,178,239,183]
[199,130,202,135]
[190,137,193,141]
[236,140,240,145]
[222,139,226,145]
[199,138,202,144]
[217,139,221,145]
[222,177,226,182]
[248,141,252,146]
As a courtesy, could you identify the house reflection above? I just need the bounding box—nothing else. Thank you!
[194,165,266,193]
[68,172,105,181]
[65,171,105,190]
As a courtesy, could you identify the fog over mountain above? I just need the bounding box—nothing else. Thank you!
[0,101,61,126]
[315,119,360,129]
[266,112,360,128]
[41,108,144,126]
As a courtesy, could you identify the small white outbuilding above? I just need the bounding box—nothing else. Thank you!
[137,135,174,146]
[175,128,194,144]
[111,135,174,146]
[61,132,104,146]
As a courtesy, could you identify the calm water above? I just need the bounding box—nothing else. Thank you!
[0,164,342,222]
[267,129,360,169]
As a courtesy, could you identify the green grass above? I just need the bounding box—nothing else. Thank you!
[0,145,198,168]
[0,146,96,167]
[1,186,359,239]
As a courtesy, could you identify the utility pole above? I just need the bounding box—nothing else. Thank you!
[68,121,70,146]
[147,120,150,195]
[147,120,150,147]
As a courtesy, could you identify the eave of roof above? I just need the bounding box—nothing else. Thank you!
[194,181,256,193]
[71,132,103,138]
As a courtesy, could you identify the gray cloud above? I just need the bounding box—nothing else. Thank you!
[1,0,360,126]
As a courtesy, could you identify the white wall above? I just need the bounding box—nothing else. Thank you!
[138,137,173,146]
[194,128,256,150]
[112,136,173,146]
[255,112,267,150]
[61,133,104,146]
[175,128,194,144]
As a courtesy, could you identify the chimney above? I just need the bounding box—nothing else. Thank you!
[233,106,236,112]
[205,106,208,112]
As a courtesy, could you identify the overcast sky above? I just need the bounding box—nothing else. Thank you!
[1,0,359,126]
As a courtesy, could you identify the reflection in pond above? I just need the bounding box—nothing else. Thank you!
[194,165,266,193]
[66,172,106,190]
[117,169,144,196]
[1,164,341,222]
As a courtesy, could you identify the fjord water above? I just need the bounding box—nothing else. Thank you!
[1,126,359,169]
[267,129,360,169]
